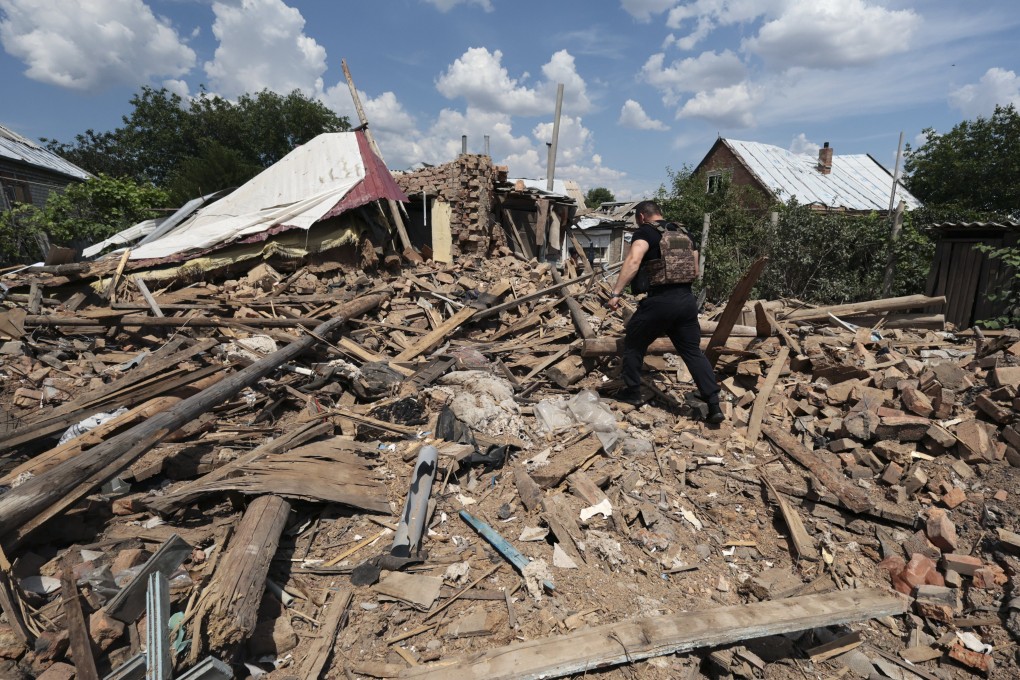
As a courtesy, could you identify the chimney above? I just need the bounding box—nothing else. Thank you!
[818,141,833,175]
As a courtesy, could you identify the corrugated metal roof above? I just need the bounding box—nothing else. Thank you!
[930,221,1020,230]
[0,123,91,181]
[721,139,921,212]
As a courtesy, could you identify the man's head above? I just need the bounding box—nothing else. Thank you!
[634,200,663,225]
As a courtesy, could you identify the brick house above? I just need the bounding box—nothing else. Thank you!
[693,137,920,214]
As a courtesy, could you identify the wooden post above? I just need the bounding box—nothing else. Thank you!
[0,293,389,541]
[881,199,906,297]
[61,554,100,680]
[705,257,769,364]
[340,59,421,264]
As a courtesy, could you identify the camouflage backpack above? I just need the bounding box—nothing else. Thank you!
[645,222,697,286]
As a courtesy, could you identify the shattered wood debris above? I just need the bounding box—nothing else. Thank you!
[0,244,1018,680]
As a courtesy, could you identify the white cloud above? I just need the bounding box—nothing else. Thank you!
[619,100,669,130]
[677,82,761,127]
[621,0,677,23]
[436,47,592,116]
[162,78,191,98]
[789,133,820,156]
[949,67,1020,118]
[0,0,195,90]
[436,47,544,115]
[422,0,493,12]
[743,0,919,70]
[641,50,745,105]
[203,0,327,99]
[666,0,774,32]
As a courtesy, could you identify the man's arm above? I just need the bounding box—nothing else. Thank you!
[607,239,648,311]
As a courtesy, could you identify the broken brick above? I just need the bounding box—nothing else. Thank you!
[925,509,958,553]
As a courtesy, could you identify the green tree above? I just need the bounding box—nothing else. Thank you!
[584,186,615,208]
[905,106,1020,327]
[165,140,262,206]
[904,104,1020,217]
[44,87,350,192]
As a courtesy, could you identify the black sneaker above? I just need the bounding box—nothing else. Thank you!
[706,403,725,424]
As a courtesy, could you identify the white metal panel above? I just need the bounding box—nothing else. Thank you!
[128,133,365,260]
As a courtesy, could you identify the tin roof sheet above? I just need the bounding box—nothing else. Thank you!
[0,124,91,181]
[722,139,921,212]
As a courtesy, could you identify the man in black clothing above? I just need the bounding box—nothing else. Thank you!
[607,200,724,422]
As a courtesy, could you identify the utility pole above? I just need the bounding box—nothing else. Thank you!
[882,132,906,296]
[547,84,564,193]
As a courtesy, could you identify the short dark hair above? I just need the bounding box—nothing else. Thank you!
[634,200,661,218]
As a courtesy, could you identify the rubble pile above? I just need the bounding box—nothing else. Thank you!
[0,252,1017,680]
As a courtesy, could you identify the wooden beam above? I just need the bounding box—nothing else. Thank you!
[393,306,477,362]
[706,257,768,364]
[398,588,906,680]
[341,59,421,264]
[475,265,621,321]
[298,588,353,679]
[0,293,389,542]
[762,475,817,561]
[132,276,164,317]
[763,424,875,515]
[551,270,594,339]
[579,322,758,357]
[746,347,789,443]
[206,495,291,651]
[61,554,100,680]
[779,294,946,323]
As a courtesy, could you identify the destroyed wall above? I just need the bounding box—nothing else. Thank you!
[395,154,504,256]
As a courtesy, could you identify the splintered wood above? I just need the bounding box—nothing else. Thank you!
[0,239,1015,680]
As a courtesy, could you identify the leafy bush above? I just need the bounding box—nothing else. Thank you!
[0,205,47,264]
[0,175,168,263]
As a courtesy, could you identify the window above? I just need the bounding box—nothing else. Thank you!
[706,171,724,194]
[0,177,32,208]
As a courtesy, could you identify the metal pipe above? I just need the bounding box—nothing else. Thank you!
[391,445,438,558]
[461,135,467,155]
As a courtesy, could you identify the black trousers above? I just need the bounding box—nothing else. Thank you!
[622,285,720,404]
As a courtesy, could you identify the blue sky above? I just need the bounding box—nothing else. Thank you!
[1,0,1018,200]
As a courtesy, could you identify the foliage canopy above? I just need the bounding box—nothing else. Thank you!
[44,87,351,193]
[584,187,615,209]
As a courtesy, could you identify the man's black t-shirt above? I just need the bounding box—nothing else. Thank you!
[632,222,663,262]
[631,220,691,293]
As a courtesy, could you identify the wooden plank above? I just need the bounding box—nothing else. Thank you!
[0,294,389,541]
[551,270,594,339]
[133,276,164,317]
[393,306,477,362]
[746,347,789,443]
[780,294,946,323]
[298,588,353,679]
[399,588,906,680]
[147,421,333,514]
[763,475,817,561]
[61,554,100,680]
[706,257,768,364]
[755,302,800,354]
[763,424,875,515]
